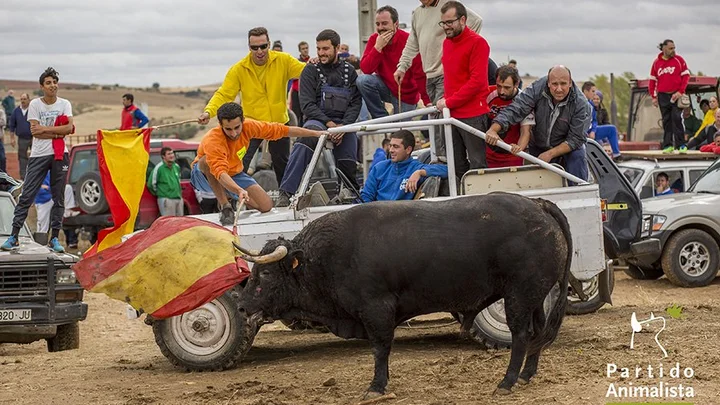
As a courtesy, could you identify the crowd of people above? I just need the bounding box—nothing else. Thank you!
[0,0,714,249]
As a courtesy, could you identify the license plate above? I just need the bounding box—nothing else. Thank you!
[0,309,32,322]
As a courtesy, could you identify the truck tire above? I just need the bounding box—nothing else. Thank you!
[566,270,614,315]
[468,285,559,349]
[76,171,109,214]
[661,229,720,288]
[152,291,258,371]
[47,322,80,352]
[623,264,664,280]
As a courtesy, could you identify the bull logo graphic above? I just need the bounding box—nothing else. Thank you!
[630,312,668,358]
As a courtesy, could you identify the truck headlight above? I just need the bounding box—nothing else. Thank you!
[651,215,667,232]
[642,215,652,234]
[56,269,78,284]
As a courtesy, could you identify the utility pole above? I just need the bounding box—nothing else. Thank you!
[358,0,377,54]
[610,73,618,127]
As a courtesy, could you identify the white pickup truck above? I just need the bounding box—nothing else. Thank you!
[141,107,659,370]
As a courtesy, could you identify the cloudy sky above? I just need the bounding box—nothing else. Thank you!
[1,0,718,87]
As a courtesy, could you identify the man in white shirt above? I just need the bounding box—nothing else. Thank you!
[2,67,73,253]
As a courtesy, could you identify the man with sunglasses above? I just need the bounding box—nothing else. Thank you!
[198,27,306,186]
[394,0,482,161]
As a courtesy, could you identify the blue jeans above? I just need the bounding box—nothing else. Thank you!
[356,74,417,118]
[279,120,358,194]
[190,165,258,200]
[529,144,588,186]
[595,125,621,156]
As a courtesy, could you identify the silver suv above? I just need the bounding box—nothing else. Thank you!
[626,158,720,287]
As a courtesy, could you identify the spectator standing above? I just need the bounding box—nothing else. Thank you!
[649,39,690,153]
[120,93,149,130]
[7,93,33,179]
[148,147,183,216]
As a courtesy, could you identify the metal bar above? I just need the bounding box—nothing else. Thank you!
[351,106,438,126]
[356,126,435,136]
[295,134,329,198]
[327,119,454,134]
[449,118,589,185]
[428,125,437,162]
[443,108,458,196]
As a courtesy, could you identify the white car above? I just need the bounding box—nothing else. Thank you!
[617,151,715,199]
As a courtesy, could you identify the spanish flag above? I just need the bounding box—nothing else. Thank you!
[85,128,152,256]
[74,217,249,318]
[74,128,249,319]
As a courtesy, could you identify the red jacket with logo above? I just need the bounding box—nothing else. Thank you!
[648,53,690,97]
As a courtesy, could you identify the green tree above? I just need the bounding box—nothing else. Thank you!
[589,71,635,133]
[152,82,160,92]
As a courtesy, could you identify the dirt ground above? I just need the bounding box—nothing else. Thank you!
[2,270,720,405]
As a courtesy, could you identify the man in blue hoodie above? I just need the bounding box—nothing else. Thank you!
[361,130,448,202]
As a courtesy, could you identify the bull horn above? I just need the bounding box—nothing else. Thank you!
[233,242,288,264]
[233,241,261,257]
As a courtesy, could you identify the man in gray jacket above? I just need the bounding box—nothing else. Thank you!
[485,65,590,184]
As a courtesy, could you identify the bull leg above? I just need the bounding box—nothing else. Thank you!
[518,306,547,385]
[360,308,396,397]
[495,300,532,395]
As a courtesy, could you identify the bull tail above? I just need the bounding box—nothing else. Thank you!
[527,199,572,355]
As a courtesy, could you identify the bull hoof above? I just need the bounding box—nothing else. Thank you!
[517,377,530,385]
[363,390,384,400]
[493,387,513,395]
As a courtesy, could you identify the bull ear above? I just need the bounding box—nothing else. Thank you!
[289,249,304,271]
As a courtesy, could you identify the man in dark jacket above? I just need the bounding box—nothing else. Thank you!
[485,65,590,184]
[276,29,362,207]
[7,93,32,179]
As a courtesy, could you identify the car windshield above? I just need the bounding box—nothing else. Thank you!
[0,196,31,237]
[689,159,720,194]
[620,166,644,187]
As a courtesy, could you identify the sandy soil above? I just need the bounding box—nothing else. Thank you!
[2,270,720,405]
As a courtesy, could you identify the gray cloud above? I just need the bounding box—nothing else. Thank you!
[1,0,718,87]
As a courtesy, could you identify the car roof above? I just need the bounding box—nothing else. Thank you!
[618,159,714,170]
[70,138,198,152]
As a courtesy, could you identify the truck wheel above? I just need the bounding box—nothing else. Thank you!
[662,229,720,288]
[623,264,664,280]
[468,286,558,349]
[76,171,109,214]
[47,322,80,352]
[152,291,258,371]
[566,271,614,315]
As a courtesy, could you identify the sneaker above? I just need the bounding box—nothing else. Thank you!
[48,237,65,253]
[275,191,291,208]
[612,154,625,163]
[662,146,675,154]
[219,203,234,226]
[678,145,688,154]
[1,235,19,251]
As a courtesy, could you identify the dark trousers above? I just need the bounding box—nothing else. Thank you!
[290,90,304,127]
[529,144,588,186]
[241,134,290,185]
[658,92,685,148]
[279,120,358,194]
[0,142,5,173]
[18,137,32,179]
[12,154,69,235]
[451,115,488,176]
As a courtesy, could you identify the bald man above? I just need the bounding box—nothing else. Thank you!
[485,65,591,184]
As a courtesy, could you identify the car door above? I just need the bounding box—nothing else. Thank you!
[585,139,643,259]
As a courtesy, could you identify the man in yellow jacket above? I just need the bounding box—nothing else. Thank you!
[198,27,306,185]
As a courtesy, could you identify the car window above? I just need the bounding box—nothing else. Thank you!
[690,160,720,194]
[69,149,99,184]
[0,196,31,237]
[620,167,644,187]
[689,169,705,188]
[148,150,197,180]
[642,170,683,198]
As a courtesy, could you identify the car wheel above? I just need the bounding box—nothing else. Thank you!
[76,171,109,214]
[566,270,614,315]
[662,229,720,288]
[47,322,80,352]
[623,264,664,280]
[152,290,258,371]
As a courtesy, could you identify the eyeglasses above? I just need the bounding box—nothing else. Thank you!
[438,18,459,27]
[250,43,269,51]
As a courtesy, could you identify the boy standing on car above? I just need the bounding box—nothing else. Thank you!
[2,67,73,252]
[148,147,183,216]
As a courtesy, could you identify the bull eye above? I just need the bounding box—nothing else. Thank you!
[260,269,271,277]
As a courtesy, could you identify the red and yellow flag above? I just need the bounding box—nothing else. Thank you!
[74,217,250,318]
[85,128,152,256]
[74,128,250,319]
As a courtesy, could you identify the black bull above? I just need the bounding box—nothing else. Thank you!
[237,193,573,395]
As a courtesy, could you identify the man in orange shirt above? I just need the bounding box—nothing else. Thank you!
[192,102,327,224]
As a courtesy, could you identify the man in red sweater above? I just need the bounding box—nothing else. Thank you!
[649,39,690,154]
[435,0,490,175]
[357,5,430,118]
